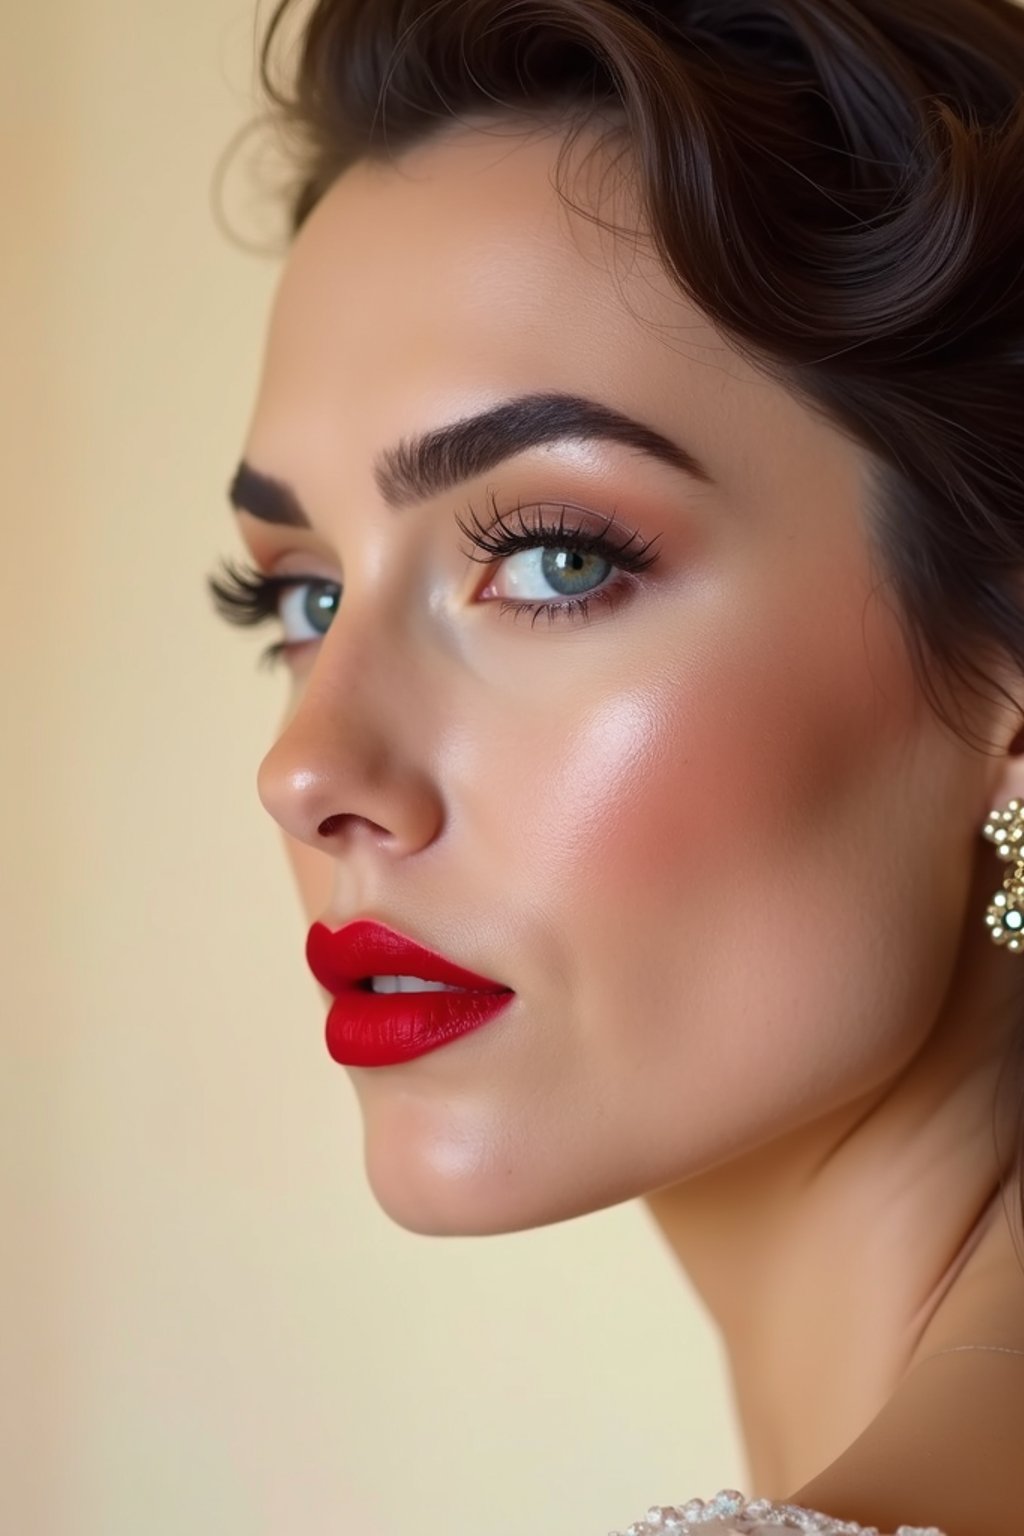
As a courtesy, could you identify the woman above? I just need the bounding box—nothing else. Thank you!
[207,1,1024,1532]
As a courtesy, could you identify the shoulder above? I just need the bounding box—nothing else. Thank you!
[785,1347,1024,1536]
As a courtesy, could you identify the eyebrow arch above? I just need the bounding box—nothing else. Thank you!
[227,389,714,528]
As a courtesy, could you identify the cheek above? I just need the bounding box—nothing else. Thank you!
[497,576,939,1121]
[507,603,900,940]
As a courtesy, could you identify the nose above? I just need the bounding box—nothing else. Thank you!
[256,618,445,859]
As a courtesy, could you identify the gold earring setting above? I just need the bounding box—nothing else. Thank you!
[982,799,1024,953]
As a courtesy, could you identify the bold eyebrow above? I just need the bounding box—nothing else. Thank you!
[227,390,714,528]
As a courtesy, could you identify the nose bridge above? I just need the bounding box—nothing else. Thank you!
[256,592,441,848]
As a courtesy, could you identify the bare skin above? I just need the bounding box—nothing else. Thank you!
[230,119,1024,1532]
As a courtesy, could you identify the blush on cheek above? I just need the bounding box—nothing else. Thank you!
[544,685,732,890]
[529,669,811,913]
[542,575,915,923]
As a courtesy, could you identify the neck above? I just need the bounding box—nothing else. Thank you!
[642,900,1024,1497]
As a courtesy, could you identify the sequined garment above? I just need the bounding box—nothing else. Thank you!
[607,1487,948,1536]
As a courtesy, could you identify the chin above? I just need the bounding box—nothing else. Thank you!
[361,1135,554,1237]
[359,1117,647,1238]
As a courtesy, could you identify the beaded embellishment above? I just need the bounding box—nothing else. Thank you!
[606,1487,947,1536]
[982,798,1024,951]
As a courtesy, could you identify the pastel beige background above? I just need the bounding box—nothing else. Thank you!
[2,2,743,1533]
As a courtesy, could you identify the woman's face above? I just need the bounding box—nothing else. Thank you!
[238,121,1001,1235]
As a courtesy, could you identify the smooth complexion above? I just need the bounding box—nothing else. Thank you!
[231,119,1024,1523]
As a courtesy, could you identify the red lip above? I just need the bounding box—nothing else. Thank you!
[305,919,515,1067]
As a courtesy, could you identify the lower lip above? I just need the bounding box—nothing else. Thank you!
[324,988,516,1067]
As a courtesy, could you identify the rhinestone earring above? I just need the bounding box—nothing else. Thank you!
[982,798,1024,952]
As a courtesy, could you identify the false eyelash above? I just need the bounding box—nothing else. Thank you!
[206,496,663,667]
[453,491,662,573]
[207,556,293,626]
[206,557,339,670]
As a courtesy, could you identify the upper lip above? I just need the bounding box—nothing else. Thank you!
[305,918,514,995]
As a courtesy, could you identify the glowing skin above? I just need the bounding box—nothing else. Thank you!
[235,121,1024,1518]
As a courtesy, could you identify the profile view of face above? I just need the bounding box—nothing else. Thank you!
[240,120,996,1237]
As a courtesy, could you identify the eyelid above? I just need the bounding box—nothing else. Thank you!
[455,494,662,571]
[264,550,341,583]
[461,492,645,544]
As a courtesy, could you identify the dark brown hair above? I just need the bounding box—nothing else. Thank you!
[238,0,1024,1249]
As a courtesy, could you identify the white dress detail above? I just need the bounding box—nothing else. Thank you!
[606,1487,948,1536]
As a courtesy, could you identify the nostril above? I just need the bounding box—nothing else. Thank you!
[316,813,390,840]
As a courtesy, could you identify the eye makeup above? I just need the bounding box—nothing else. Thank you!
[207,493,664,666]
[207,559,341,669]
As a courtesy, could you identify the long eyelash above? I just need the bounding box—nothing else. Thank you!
[207,556,288,625]
[493,593,607,629]
[453,491,662,573]
[206,556,304,670]
[207,497,662,669]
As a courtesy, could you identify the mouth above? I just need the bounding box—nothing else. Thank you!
[305,918,516,1066]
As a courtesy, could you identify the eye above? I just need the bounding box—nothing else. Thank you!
[278,581,339,643]
[455,495,662,629]
[482,549,614,602]
[206,496,663,667]
[205,558,340,669]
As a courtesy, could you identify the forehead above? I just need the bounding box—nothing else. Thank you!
[248,119,860,515]
[258,121,742,409]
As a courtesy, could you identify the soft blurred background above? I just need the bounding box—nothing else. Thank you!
[2,2,743,1533]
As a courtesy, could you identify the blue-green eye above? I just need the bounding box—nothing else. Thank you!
[455,494,661,628]
[207,496,662,665]
[485,543,614,602]
[206,558,340,669]
[278,580,340,643]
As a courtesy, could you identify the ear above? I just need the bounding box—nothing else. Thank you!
[980,695,1024,813]
[964,657,1024,817]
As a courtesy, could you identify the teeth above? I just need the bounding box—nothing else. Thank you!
[368,976,473,994]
